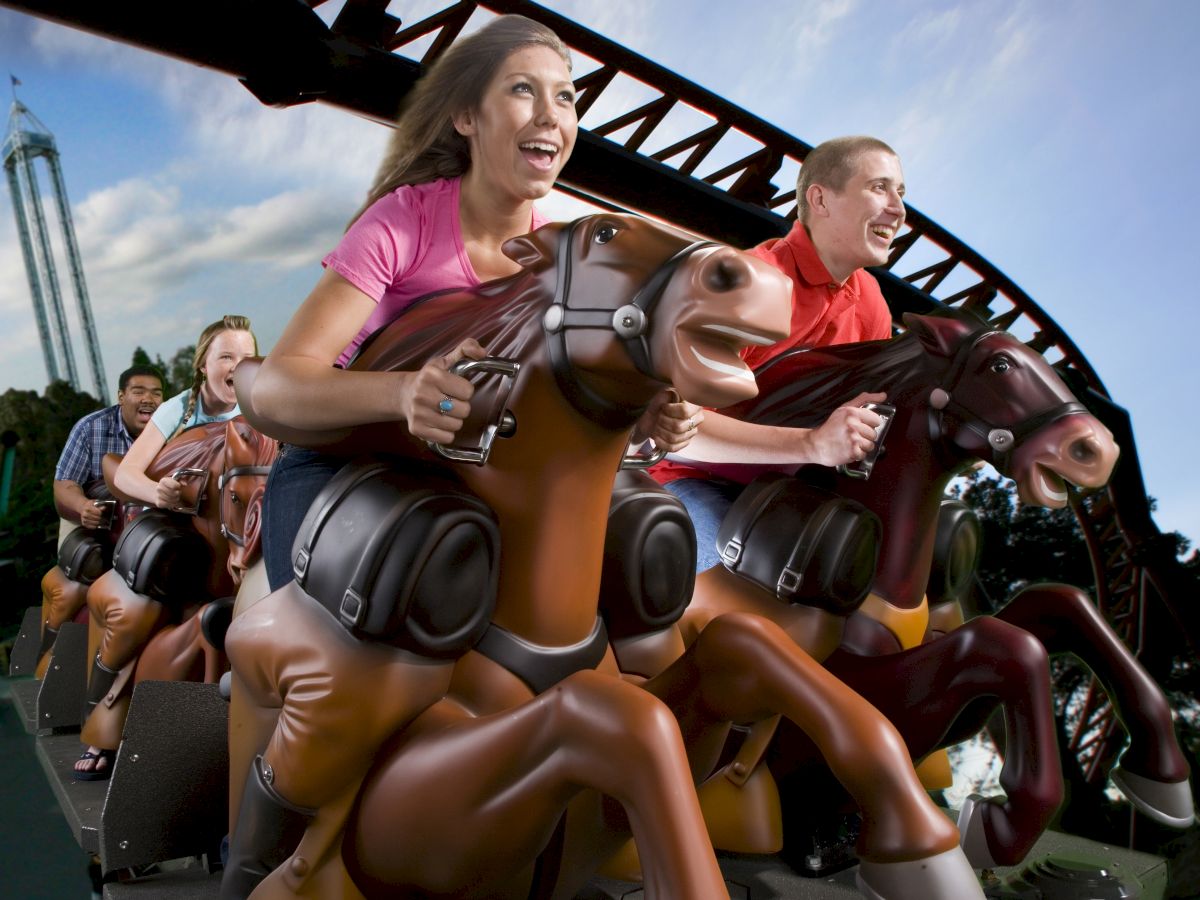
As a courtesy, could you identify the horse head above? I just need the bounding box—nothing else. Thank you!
[907,313,1118,507]
[500,214,792,419]
[218,418,277,585]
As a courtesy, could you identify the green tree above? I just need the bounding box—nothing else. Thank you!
[0,380,100,630]
[167,345,195,396]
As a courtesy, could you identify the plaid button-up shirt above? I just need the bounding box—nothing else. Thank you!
[54,405,135,487]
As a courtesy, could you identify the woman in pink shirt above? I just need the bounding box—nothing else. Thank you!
[253,15,578,590]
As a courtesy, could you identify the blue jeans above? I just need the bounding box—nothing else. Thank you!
[663,477,745,573]
[261,444,345,591]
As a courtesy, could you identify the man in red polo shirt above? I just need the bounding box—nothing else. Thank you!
[643,135,905,571]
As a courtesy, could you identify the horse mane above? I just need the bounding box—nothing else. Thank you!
[732,310,986,427]
[147,420,229,481]
[227,417,278,467]
[349,275,548,375]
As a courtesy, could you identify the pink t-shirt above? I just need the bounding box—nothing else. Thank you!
[325,177,548,366]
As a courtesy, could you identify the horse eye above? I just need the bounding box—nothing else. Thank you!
[594,224,618,244]
[990,356,1011,374]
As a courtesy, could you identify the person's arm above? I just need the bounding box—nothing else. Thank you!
[53,480,105,528]
[631,390,704,453]
[251,269,483,445]
[113,423,174,508]
[682,391,887,467]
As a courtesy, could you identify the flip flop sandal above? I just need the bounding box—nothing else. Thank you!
[74,748,115,782]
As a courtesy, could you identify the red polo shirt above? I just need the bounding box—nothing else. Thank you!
[649,221,892,485]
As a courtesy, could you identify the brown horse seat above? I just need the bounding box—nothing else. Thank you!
[716,473,880,616]
[598,469,696,641]
[112,509,212,604]
[58,525,114,585]
[292,459,500,658]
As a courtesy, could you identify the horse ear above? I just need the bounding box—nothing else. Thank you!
[903,312,974,359]
[225,418,250,458]
[502,223,563,270]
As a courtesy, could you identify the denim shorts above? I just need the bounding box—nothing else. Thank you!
[261,444,346,591]
[662,477,746,573]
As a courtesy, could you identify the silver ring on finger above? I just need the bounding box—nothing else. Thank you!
[438,396,454,415]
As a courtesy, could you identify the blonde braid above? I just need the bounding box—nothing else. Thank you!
[168,375,203,443]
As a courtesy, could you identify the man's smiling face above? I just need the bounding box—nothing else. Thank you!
[118,374,164,436]
[812,149,906,282]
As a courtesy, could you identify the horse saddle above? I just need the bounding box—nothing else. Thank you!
[292,458,500,657]
[928,498,982,608]
[598,469,696,639]
[58,525,113,585]
[112,508,211,603]
[717,474,880,615]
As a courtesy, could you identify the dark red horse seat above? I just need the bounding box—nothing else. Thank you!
[292,459,500,658]
[928,498,982,607]
[58,525,113,585]
[599,469,696,640]
[717,474,880,615]
[112,509,212,604]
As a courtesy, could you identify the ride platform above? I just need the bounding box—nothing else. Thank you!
[3,621,1171,900]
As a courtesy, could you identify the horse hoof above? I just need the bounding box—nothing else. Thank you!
[956,793,999,869]
[1111,766,1195,828]
[856,846,984,899]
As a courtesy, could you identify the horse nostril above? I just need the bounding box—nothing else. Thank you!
[705,252,749,292]
[1069,437,1098,464]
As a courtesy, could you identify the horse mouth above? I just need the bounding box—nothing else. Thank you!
[680,324,773,385]
[1031,465,1069,506]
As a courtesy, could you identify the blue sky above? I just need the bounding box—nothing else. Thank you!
[0,0,1197,546]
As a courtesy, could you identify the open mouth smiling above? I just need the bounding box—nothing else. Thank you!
[519,140,560,170]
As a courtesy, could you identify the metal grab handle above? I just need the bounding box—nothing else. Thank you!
[427,357,521,466]
[168,467,209,516]
[621,443,666,469]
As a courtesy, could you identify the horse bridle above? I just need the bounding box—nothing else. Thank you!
[542,218,717,428]
[218,465,273,547]
[928,329,1086,476]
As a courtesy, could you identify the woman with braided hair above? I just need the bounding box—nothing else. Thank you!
[114,315,258,510]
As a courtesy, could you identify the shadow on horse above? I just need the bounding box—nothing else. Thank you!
[225,215,983,899]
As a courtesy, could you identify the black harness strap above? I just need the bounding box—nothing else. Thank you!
[218,464,273,547]
[474,617,609,695]
[542,219,717,428]
[929,330,1086,475]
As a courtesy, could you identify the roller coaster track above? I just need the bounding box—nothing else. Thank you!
[4,0,1194,783]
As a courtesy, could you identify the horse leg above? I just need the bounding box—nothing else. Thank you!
[135,614,207,684]
[995,584,1193,826]
[221,586,454,900]
[828,616,1062,867]
[37,567,90,677]
[344,669,726,900]
[77,572,170,761]
[642,612,980,899]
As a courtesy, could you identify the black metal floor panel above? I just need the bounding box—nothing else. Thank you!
[34,728,109,853]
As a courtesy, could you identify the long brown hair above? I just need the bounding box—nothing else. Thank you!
[169,315,257,442]
[349,14,571,226]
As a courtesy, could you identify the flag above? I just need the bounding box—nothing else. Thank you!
[10,74,20,87]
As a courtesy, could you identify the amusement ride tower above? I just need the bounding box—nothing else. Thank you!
[2,90,106,397]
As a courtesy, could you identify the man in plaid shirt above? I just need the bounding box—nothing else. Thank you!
[53,364,165,537]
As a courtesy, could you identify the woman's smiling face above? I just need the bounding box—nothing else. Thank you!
[454,44,578,203]
[201,329,257,407]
